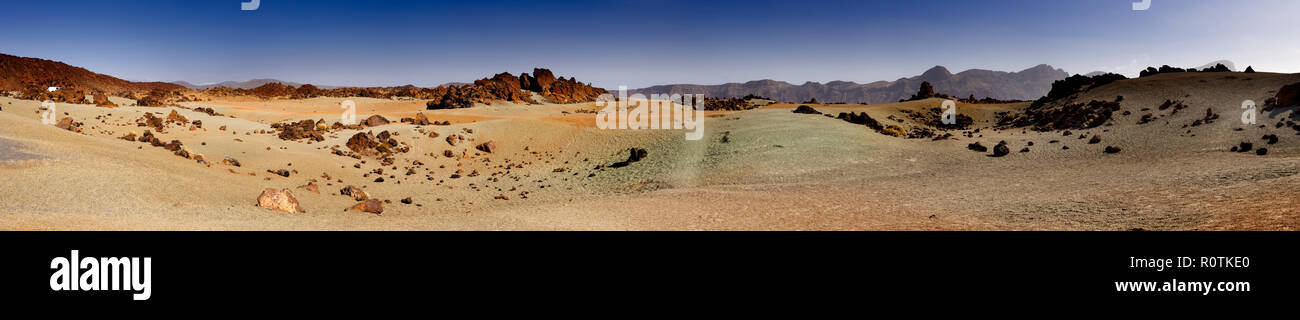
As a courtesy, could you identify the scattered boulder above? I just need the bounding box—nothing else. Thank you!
[340,185,370,201]
[222,156,242,167]
[967,142,988,152]
[609,147,648,168]
[628,147,648,162]
[175,146,202,160]
[1264,82,1300,111]
[1088,135,1101,144]
[268,169,290,177]
[93,93,117,108]
[1236,142,1254,153]
[195,107,222,116]
[162,140,183,152]
[256,188,302,214]
[348,199,384,215]
[991,141,1010,157]
[1263,134,1279,144]
[411,113,433,126]
[400,197,413,204]
[166,110,188,124]
[476,140,497,153]
[1257,148,1269,156]
[55,117,82,133]
[363,115,390,127]
[137,130,159,144]
[446,134,465,146]
[298,182,320,194]
[1104,146,1122,154]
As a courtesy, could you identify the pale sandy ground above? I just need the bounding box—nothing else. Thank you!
[0,72,1297,230]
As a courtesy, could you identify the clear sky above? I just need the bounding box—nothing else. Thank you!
[1,0,1296,88]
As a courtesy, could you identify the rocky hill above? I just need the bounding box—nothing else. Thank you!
[0,53,184,102]
[632,64,1069,104]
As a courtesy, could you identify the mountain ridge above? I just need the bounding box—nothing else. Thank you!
[631,64,1069,104]
[172,79,342,90]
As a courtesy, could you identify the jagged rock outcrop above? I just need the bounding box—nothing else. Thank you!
[426,68,606,109]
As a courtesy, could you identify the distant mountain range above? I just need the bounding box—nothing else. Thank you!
[171,79,471,90]
[171,79,342,90]
[631,64,1070,104]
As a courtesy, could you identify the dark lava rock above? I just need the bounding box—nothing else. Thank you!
[792,105,822,114]
[1263,134,1279,144]
[610,147,649,168]
[992,141,1010,157]
[1236,142,1254,153]
[967,142,988,152]
[1104,146,1122,154]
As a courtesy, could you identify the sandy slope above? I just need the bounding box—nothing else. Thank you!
[1,72,1298,230]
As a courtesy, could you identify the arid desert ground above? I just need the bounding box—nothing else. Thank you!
[2,72,1299,230]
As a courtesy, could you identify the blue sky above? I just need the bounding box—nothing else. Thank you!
[1,0,1296,88]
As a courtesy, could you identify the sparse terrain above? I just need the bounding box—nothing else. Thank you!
[2,70,1298,230]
